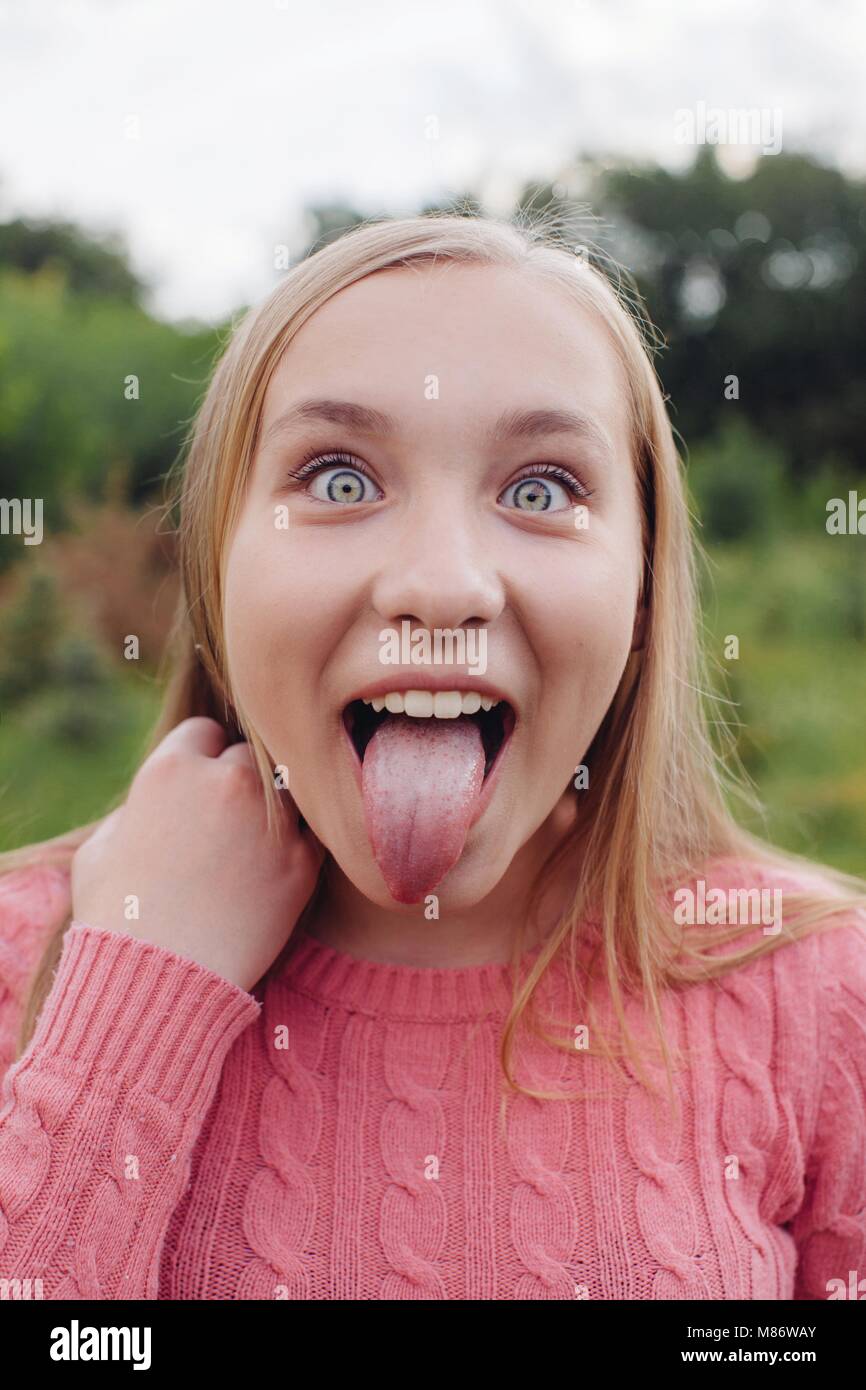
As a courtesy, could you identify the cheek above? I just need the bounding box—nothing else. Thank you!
[222,522,311,724]
[574,557,638,666]
[529,539,640,753]
[572,492,644,676]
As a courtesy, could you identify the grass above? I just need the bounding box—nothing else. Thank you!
[698,534,866,875]
[0,679,159,851]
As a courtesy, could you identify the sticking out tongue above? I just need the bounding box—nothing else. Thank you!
[361,714,486,904]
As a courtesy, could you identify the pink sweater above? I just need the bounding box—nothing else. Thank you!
[0,858,864,1301]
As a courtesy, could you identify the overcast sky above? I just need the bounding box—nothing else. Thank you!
[1,0,863,324]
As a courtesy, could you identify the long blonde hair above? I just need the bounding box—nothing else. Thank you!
[5,212,865,1102]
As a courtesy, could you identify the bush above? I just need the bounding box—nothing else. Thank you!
[687,420,788,543]
[0,567,65,705]
[0,564,132,745]
[22,677,128,746]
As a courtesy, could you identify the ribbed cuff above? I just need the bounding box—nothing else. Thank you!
[24,921,261,1112]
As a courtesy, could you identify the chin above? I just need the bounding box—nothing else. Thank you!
[318,827,515,913]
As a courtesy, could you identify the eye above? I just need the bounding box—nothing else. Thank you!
[312,467,378,505]
[286,450,383,504]
[499,464,590,513]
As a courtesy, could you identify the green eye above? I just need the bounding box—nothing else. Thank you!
[315,469,370,503]
[512,478,555,510]
[500,466,584,512]
[288,451,383,503]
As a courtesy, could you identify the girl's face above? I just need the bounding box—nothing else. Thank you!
[223,262,644,911]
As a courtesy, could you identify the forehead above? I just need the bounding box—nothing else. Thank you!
[261,261,631,449]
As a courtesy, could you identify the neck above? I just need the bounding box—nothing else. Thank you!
[300,791,579,968]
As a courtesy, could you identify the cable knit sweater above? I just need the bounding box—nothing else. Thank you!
[0,858,864,1301]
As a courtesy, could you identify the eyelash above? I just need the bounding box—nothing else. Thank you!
[285,449,595,501]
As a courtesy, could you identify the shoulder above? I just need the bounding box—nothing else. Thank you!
[669,852,866,955]
[697,850,865,971]
[664,850,865,1030]
[0,861,73,1068]
[681,853,866,1107]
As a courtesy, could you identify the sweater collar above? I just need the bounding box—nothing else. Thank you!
[268,927,571,1022]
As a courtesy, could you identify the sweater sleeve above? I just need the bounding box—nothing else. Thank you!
[0,917,261,1300]
[790,919,866,1300]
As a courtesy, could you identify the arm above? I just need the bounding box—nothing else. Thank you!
[0,717,322,1301]
[0,921,260,1300]
[790,921,866,1300]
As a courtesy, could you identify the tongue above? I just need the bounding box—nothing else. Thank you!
[361,714,486,904]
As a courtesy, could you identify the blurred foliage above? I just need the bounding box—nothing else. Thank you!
[36,490,180,667]
[0,215,147,303]
[698,536,866,873]
[0,557,155,844]
[0,264,222,560]
[0,569,63,703]
[517,148,866,481]
[24,639,128,746]
[0,565,139,745]
[687,419,788,542]
[0,678,156,847]
[0,493,179,678]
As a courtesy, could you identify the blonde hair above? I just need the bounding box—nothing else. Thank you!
[5,212,865,1108]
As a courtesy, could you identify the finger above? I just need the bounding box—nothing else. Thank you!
[147,716,229,765]
[217,740,256,767]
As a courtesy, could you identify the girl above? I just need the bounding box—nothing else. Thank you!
[0,214,864,1301]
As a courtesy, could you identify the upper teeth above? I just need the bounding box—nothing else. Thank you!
[362,690,500,718]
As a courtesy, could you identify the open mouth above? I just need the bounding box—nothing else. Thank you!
[342,698,516,781]
[340,691,518,903]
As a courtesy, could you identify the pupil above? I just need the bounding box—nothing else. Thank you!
[328,470,362,503]
[517,478,550,511]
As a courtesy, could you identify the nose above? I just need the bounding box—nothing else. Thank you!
[370,487,505,632]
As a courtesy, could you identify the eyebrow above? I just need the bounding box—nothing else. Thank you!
[259,397,614,459]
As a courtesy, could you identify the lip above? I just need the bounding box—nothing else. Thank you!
[339,688,518,834]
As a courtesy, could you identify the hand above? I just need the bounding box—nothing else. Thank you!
[71,717,325,992]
